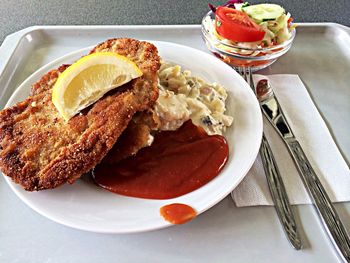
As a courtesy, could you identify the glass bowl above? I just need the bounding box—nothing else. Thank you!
[201,11,296,71]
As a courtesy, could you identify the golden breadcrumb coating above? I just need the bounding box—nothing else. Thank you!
[0,38,160,191]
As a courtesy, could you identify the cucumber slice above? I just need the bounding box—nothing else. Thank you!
[242,4,285,23]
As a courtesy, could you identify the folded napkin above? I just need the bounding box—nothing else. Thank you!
[231,74,350,207]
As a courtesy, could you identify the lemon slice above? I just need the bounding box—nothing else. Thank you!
[52,52,143,120]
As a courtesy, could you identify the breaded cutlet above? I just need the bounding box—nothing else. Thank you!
[101,109,161,164]
[90,39,162,164]
[0,38,160,191]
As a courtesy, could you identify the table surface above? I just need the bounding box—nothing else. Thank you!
[0,1,349,263]
[0,0,350,44]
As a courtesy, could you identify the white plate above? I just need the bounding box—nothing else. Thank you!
[3,41,262,233]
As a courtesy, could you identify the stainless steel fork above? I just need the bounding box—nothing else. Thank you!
[236,66,302,250]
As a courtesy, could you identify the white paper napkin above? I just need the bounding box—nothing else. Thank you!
[231,74,350,207]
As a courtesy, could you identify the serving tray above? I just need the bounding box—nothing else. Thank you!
[0,24,349,263]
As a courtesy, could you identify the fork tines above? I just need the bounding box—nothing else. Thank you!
[237,67,254,93]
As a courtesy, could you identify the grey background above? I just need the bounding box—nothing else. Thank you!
[0,0,350,44]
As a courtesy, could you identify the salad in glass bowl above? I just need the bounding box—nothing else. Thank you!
[201,1,296,71]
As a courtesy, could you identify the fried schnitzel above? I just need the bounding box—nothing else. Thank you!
[101,109,161,164]
[0,38,160,191]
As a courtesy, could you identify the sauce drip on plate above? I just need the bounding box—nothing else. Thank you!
[92,120,229,199]
[160,203,197,224]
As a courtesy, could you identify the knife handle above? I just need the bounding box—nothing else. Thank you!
[287,139,350,262]
[260,134,302,250]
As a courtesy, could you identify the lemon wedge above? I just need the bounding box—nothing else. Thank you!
[52,52,143,120]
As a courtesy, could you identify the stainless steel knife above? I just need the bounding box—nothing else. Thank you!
[240,67,302,250]
[257,79,350,263]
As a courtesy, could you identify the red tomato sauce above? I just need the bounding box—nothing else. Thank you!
[92,120,229,199]
[160,203,197,224]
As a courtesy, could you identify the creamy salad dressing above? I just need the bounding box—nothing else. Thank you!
[155,62,233,135]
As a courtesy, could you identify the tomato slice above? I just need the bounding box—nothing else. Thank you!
[215,7,265,42]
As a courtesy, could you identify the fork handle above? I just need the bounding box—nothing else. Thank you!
[287,139,350,262]
[260,134,302,250]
